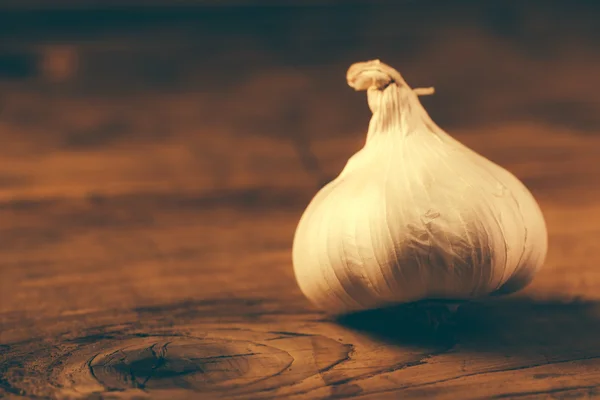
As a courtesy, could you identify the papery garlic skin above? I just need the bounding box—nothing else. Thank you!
[292,60,548,315]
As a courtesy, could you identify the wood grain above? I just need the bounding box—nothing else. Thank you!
[2,4,600,398]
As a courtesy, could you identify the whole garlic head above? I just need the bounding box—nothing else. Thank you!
[292,60,548,315]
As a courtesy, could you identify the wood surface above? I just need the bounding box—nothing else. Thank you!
[2,4,600,399]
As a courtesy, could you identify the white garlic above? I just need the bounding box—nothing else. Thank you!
[292,60,548,315]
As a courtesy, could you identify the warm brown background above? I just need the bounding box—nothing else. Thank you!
[1,1,600,399]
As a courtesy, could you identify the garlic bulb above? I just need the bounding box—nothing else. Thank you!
[292,60,548,315]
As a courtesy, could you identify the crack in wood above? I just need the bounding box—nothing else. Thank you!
[492,384,600,399]
[343,354,600,399]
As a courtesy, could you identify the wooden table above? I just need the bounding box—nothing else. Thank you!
[2,7,600,397]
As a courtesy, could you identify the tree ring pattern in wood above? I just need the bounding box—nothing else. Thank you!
[1,329,352,399]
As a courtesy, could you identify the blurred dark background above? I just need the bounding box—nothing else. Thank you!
[1,1,599,122]
[0,0,598,197]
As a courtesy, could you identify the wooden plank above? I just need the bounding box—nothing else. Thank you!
[2,9,600,398]
[2,101,600,398]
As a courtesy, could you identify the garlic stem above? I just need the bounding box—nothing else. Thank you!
[414,87,435,96]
